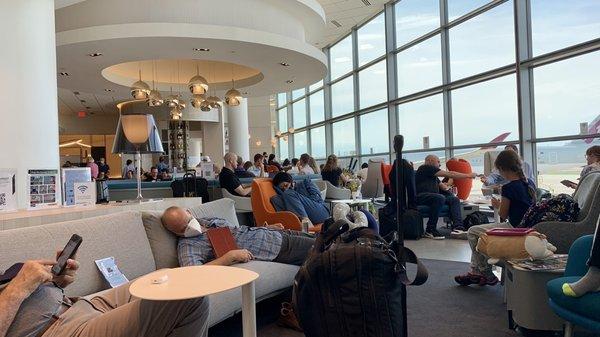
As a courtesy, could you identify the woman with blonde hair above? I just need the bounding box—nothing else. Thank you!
[321,154,349,187]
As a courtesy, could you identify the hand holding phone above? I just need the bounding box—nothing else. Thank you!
[51,234,82,276]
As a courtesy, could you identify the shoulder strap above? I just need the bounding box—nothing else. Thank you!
[397,247,428,286]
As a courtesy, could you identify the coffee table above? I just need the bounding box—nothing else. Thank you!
[130,265,259,337]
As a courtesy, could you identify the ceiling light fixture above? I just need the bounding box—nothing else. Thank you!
[88,52,103,57]
[280,62,291,67]
[225,64,243,106]
[286,80,294,84]
[148,61,163,107]
[59,72,70,76]
[104,88,114,92]
[191,94,206,108]
[130,68,150,100]
[200,99,212,111]
[207,61,222,109]
[188,63,208,95]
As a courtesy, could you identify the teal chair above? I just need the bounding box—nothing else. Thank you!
[546,235,600,337]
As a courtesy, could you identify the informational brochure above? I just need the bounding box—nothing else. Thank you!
[200,162,214,179]
[27,169,60,210]
[62,167,92,206]
[0,169,17,212]
[73,182,96,206]
[95,257,129,288]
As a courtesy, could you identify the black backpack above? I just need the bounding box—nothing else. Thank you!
[379,203,423,240]
[463,211,490,230]
[293,222,428,337]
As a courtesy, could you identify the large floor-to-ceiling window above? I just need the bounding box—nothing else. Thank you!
[275,0,599,195]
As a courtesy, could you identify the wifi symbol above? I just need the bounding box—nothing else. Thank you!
[77,185,88,193]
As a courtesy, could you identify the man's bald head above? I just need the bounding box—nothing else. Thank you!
[425,155,441,168]
[161,206,192,236]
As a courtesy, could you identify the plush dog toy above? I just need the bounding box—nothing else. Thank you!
[476,230,557,264]
[332,203,368,230]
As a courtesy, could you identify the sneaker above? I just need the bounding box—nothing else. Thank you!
[424,229,445,240]
[454,273,499,286]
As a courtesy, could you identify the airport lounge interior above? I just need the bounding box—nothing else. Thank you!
[0,1,599,337]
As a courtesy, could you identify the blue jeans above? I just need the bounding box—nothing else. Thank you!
[271,179,330,224]
[416,192,462,230]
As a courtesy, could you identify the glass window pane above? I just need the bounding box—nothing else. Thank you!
[448,0,491,22]
[358,12,386,66]
[332,118,356,157]
[451,74,518,146]
[531,0,600,56]
[294,131,308,157]
[359,60,387,109]
[279,137,289,160]
[309,90,325,124]
[534,52,600,138]
[309,79,324,92]
[397,34,442,97]
[449,2,515,81]
[277,93,287,107]
[310,126,327,159]
[277,107,287,132]
[330,35,353,80]
[331,76,355,118]
[537,140,592,195]
[405,150,446,167]
[395,0,439,48]
[292,99,307,129]
[292,88,305,100]
[398,94,445,150]
[360,109,389,155]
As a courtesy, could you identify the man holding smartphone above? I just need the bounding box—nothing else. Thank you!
[0,249,209,337]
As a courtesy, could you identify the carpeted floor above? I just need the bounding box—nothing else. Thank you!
[209,259,593,337]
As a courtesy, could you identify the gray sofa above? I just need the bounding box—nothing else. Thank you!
[534,171,600,253]
[0,198,299,327]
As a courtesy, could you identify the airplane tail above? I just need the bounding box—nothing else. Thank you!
[480,132,511,150]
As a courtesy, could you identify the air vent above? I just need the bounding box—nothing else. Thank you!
[361,0,371,6]
[331,20,342,28]
[59,72,70,76]
[79,100,86,103]
[73,91,80,95]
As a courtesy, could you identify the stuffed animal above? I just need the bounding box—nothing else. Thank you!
[332,203,368,230]
[476,231,557,264]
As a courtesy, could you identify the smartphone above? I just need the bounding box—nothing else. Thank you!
[51,234,83,276]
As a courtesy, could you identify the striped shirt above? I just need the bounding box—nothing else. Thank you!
[178,218,283,266]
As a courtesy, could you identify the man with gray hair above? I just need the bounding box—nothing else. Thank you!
[219,152,252,196]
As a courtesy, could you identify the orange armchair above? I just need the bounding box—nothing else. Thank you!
[251,178,321,232]
[446,158,473,200]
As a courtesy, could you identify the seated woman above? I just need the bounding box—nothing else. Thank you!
[270,172,330,226]
[298,154,315,175]
[562,145,600,189]
[321,154,349,188]
[455,150,536,286]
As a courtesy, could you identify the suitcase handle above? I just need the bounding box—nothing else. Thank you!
[396,247,428,286]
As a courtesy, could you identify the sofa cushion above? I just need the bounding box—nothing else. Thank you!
[0,211,155,297]
[141,198,239,269]
[207,261,299,326]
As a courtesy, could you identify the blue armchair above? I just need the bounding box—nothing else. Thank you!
[546,235,600,337]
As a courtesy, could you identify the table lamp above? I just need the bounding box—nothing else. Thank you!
[112,114,164,201]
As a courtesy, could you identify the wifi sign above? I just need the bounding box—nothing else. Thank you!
[77,185,88,193]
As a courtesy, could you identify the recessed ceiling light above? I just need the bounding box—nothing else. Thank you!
[193,48,210,52]
[242,92,249,95]
[59,72,70,76]
[88,52,102,57]
[286,80,294,84]
[280,62,291,67]
[104,88,114,92]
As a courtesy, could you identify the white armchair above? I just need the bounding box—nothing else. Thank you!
[361,158,385,199]
[325,180,351,200]
[314,180,328,201]
[221,188,253,212]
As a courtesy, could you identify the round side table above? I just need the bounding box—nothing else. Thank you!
[130,265,259,337]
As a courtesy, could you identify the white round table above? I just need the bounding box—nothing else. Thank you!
[130,265,259,337]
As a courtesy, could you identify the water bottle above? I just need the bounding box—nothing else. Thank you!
[301,218,310,233]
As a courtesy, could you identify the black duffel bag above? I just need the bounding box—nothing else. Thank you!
[379,202,423,240]
[293,221,428,337]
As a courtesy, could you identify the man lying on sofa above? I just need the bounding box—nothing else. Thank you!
[161,206,315,267]
[0,251,209,337]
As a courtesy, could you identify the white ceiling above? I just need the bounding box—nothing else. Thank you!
[315,0,388,48]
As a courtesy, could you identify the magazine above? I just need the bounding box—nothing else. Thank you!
[508,254,568,272]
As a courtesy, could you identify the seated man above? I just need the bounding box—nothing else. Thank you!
[416,155,477,239]
[270,172,330,226]
[247,154,268,178]
[219,152,252,196]
[144,166,161,182]
[162,207,315,266]
[0,250,209,337]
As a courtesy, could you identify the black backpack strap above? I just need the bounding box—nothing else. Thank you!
[397,247,428,286]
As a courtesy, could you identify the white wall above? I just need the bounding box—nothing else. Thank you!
[248,96,274,158]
